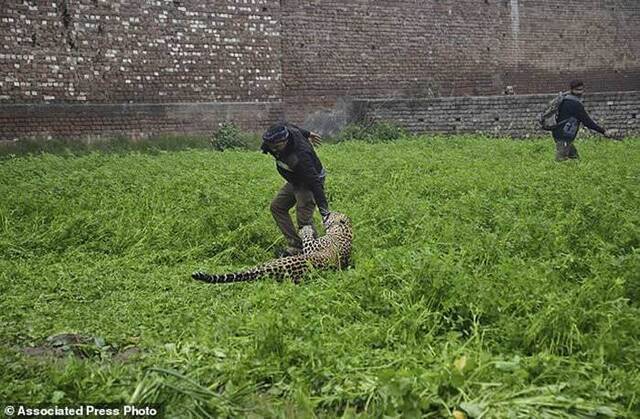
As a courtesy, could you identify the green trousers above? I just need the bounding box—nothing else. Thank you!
[270,182,317,249]
[555,140,579,161]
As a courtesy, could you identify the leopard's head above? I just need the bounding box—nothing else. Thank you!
[324,212,352,234]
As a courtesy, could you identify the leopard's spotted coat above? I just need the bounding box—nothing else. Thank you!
[191,212,353,284]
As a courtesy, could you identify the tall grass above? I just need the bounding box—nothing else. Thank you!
[1,136,638,417]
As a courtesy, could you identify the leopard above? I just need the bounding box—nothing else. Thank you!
[191,212,353,284]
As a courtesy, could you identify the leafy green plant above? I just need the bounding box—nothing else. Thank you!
[1,136,638,416]
[335,121,409,143]
[209,122,260,151]
[0,135,213,159]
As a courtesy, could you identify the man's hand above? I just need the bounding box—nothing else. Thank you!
[320,208,331,228]
[308,131,322,147]
[604,129,623,140]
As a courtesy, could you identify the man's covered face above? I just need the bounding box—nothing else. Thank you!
[571,86,584,97]
[267,138,288,153]
[262,124,290,154]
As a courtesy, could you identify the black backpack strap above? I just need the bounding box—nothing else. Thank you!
[548,94,578,129]
[547,118,570,130]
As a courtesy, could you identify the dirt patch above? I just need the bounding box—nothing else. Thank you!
[22,333,142,361]
[113,346,143,361]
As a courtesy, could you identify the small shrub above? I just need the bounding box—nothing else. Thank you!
[210,122,259,151]
[335,121,409,143]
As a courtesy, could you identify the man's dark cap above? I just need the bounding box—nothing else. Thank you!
[262,124,289,143]
[569,79,584,89]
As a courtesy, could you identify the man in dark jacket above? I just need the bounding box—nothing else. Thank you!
[261,122,330,256]
[552,80,615,161]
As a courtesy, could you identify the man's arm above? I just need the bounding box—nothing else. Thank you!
[296,153,329,217]
[288,124,322,147]
[575,102,606,134]
[289,124,311,138]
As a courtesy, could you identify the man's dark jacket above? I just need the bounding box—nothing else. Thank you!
[261,124,329,213]
[553,94,605,142]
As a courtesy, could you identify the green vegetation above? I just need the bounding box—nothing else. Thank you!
[0,122,404,158]
[0,134,213,158]
[209,123,262,152]
[1,135,638,418]
[333,122,409,144]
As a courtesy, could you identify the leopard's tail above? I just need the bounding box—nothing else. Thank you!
[191,269,264,284]
[192,255,308,284]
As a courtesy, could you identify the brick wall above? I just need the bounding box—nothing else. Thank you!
[1,0,281,104]
[283,0,640,124]
[0,101,283,140]
[354,91,640,137]
[1,0,639,140]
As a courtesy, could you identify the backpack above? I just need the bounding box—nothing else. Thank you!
[538,91,569,130]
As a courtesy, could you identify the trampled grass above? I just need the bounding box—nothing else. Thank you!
[1,136,639,418]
